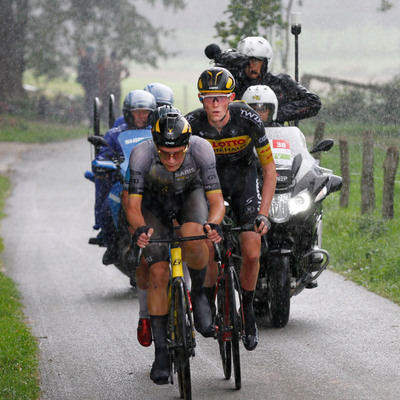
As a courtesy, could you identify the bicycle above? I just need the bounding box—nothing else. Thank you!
[212,220,253,390]
[133,218,208,400]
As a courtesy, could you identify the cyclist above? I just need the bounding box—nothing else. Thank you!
[125,112,225,384]
[208,36,321,125]
[186,67,277,351]
[91,89,156,265]
[242,84,280,127]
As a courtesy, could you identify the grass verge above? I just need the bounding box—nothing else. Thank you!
[0,176,40,400]
[312,126,400,305]
[0,114,89,143]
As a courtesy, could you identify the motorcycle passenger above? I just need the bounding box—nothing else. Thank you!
[125,112,225,384]
[211,36,321,125]
[112,82,174,128]
[93,89,156,265]
[242,84,280,127]
[186,67,277,351]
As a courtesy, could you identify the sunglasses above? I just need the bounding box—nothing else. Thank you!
[249,57,263,65]
[200,94,232,104]
[157,145,188,161]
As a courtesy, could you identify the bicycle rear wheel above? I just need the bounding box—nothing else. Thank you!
[217,276,232,380]
[228,267,242,390]
[171,281,193,400]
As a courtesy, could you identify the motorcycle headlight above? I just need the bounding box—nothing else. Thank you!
[269,192,290,223]
[289,190,312,215]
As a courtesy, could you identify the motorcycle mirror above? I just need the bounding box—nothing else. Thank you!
[88,135,107,148]
[291,153,302,178]
[310,139,334,154]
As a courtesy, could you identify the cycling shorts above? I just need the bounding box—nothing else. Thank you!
[218,160,261,226]
[140,188,208,267]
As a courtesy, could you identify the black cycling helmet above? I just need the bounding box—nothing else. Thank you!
[122,90,156,128]
[152,113,191,148]
[197,67,235,94]
[153,105,182,128]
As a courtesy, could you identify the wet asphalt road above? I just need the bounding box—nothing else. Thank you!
[2,138,400,400]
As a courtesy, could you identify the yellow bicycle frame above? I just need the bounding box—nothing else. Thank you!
[170,247,184,278]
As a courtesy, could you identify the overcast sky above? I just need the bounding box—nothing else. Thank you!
[135,0,399,82]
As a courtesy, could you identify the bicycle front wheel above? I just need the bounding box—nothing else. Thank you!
[228,267,242,390]
[171,281,193,400]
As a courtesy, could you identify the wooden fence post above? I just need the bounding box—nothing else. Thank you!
[382,146,399,219]
[313,121,325,161]
[339,138,350,208]
[361,130,375,214]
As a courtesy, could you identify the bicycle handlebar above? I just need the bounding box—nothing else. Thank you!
[130,222,254,267]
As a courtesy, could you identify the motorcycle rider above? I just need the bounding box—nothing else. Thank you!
[186,67,277,351]
[92,89,156,265]
[243,84,321,290]
[125,112,225,384]
[112,82,174,127]
[242,84,280,127]
[205,36,321,125]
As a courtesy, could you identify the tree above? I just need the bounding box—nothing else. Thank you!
[378,0,393,11]
[0,0,185,100]
[214,0,301,73]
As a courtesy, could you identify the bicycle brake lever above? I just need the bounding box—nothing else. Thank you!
[213,242,222,262]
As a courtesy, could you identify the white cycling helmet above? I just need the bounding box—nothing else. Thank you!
[237,36,273,72]
[242,85,278,123]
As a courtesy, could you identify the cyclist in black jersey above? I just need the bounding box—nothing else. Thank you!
[186,67,277,351]
[125,112,225,384]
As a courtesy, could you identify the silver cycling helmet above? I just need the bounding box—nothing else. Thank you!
[144,82,174,106]
[122,89,157,127]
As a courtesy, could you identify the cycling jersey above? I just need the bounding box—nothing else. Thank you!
[127,135,221,198]
[127,135,222,266]
[185,101,273,167]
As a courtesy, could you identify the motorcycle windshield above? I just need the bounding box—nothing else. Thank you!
[265,126,323,179]
[117,129,152,174]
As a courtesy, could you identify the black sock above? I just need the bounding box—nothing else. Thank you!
[241,288,256,332]
[150,314,168,350]
[188,267,207,292]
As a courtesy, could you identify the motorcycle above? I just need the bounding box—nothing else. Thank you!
[85,95,152,286]
[254,126,342,327]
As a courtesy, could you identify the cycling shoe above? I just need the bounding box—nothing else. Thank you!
[137,318,152,347]
[150,348,170,385]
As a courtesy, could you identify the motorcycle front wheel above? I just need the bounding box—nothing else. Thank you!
[267,255,291,328]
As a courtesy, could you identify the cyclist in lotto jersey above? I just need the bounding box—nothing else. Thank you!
[186,67,277,352]
[125,112,225,384]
